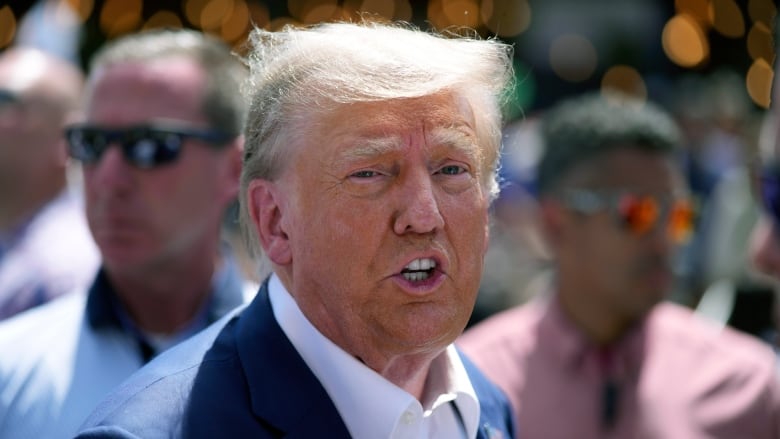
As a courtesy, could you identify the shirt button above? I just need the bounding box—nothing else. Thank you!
[402,411,415,425]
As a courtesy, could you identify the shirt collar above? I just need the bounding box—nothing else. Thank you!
[538,291,648,380]
[268,274,479,439]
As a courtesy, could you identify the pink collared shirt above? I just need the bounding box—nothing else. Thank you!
[458,294,780,439]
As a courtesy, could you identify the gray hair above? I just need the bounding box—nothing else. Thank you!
[239,21,514,277]
[536,90,682,196]
[88,28,247,137]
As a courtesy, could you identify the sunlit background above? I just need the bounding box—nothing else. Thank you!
[1,0,776,116]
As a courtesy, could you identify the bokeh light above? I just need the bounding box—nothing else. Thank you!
[601,65,647,101]
[675,0,711,26]
[200,0,233,31]
[746,58,773,108]
[99,0,142,37]
[184,0,208,27]
[246,2,270,29]
[442,0,480,29]
[343,0,392,20]
[303,3,348,24]
[709,0,745,38]
[348,0,412,21]
[549,34,598,83]
[0,6,15,49]
[63,0,94,23]
[747,21,775,63]
[662,14,709,68]
[143,10,183,30]
[748,0,776,27]
[221,0,250,43]
[481,0,531,38]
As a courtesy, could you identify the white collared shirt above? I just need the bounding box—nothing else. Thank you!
[268,274,480,439]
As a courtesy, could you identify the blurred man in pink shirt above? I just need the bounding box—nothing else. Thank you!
[460,90,780,439]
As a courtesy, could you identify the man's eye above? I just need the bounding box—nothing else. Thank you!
[438,165,466,176]
[350,170,379,178]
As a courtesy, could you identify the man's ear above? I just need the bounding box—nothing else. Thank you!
[222,136,244,201]
[247,179,292,265]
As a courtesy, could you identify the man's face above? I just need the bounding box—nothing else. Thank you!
[82,59,238,275]
[0,56,66,188]
[265,93,490,360]
[552,149,687,324]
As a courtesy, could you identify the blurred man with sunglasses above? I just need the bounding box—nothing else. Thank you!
[0,29,253,439]
[460,91,780,438]
[0,47,99,319]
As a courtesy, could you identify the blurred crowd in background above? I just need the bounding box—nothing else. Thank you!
[1,0,777,339]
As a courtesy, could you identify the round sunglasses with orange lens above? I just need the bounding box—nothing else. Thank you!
[562,189,695,244]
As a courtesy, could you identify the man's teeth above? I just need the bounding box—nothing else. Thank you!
[402,258,436,281]
[405,258,436,271]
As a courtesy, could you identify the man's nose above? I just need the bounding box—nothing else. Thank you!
[392,169,445,235]
[86,145,134,193]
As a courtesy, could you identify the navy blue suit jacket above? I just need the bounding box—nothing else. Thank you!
[76,281,516,438]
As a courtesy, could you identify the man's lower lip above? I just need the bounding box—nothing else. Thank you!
[392,270,446,293]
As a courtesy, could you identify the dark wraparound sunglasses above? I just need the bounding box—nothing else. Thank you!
[64,123,234,169]
[561,188,696,244]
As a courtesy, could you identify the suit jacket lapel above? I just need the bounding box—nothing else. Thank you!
[463,350,515,439]
[235,282,352,438]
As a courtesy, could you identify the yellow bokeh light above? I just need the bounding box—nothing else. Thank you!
[62,0,94,23]
[746,58,773,109]
[143,10,183,30]
[709,0,745,38]
[549,34,598,83]
[601,65,647,101]
[287,0,308,22]
[201,0,234,30]
[221,0,249,43]
[0,6,16,49]
[100,0,142,37]
[427,0,448,30]
[303,4,345,23]
[289,0,340,23]
[246,1,270,29]
[442,0,480,29]
[747,22,775,63]
[268,16,301,31]
[748,0,777,27]
[184,0,209,27]
[351,0,394,20]
[394,0,412,21]
[662,14,709,68]
[675,0,711,26]
[481,0,531,38]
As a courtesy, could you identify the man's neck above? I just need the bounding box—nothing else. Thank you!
[106,250,222,334]
[360,348,441,401]
[556,286,635,346]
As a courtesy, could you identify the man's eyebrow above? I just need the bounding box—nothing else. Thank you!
[339,128,480,163]
[340,136,403,162]
[428,127,480,163]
